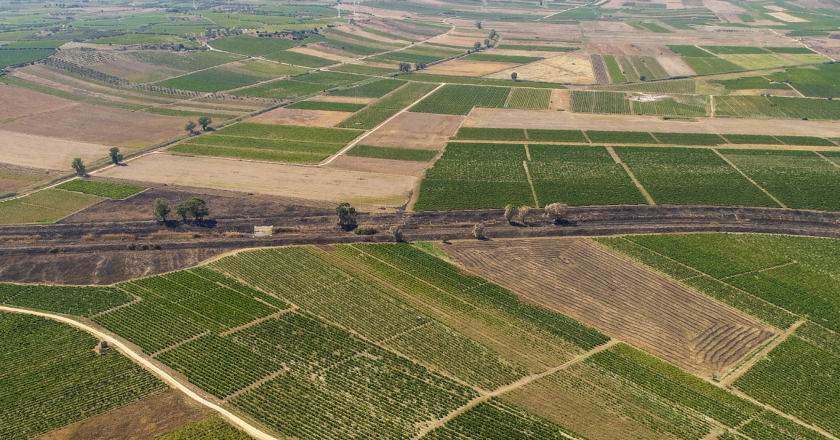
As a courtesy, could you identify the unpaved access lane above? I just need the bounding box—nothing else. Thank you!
[0,305,278,440]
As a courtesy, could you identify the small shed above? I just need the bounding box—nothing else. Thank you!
[254,226,273,236]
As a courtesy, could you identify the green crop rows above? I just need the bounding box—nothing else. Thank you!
[346,145,437,162]
[526,129,588,143]
[506,88,551,109]
[570,91,631,114]
[215,123,363,143]
[0,189,103,225]
[0,313,166,440]
[720,149,840,211]
[0,48,56,69]
[668,45,715,57]
[410,85,510,115]
[336,82,437,129]
[633,94,708,116]
[56,180,147,200]
[586,131,658,143]
[263,50,334,68]
[529,145,647,206]
[285,101,366,112]
[168,144,329,163]
[721,134,782,144]
[767,63,840,98]
[185,135,343,155]
[684,57,743,75]
[603,55,627,82]
[653,132,724,145]
[208,35,300,56]
[615,147,776,206]
[231,71,363,99]
[715,96,840,120]
[154,66,268,93]
[329,79,406,98]
[453,127,528,141]
[151,416,253,440]
[0,283,130,316]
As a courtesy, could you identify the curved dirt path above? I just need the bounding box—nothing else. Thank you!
[0,305,278,440]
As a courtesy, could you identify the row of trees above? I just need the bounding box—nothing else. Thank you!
[153,198,209,223]
[185,117,213,135]
[70,148,124,176]
[505,203,568,225]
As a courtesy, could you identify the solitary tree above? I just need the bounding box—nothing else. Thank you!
[174,201,191,222]
[472,222,486,239]
[511,72,518,81]
[504,204,515,224]
[484,38,491,48]
[544,203,568,224]
[188,198,209,222]
[109,147,123,165]
[71,158,86,176]
[336,202,357,228]
[390,226,404,242]
[185,121,197,135]
[474,41,482,52]
[518,206,531,225]
[399,62,412,73]
[153,198,171,222]
[489,29,498,40]
[475,21,482,29]
[198,116,213,131]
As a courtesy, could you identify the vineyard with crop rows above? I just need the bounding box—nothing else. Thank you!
[632,94,708,116]
[336,82,437,129]
[152,416,253,440]
[0,313,166,440]
[715,96,840,120]
[410,85,510,115]
[0,283,130,316]
[570,91,632,114]
[505,88,551,109]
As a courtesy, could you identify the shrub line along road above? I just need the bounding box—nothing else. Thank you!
[0,305,281,440]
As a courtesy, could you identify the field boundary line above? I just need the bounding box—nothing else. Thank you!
[150,330,211,357]
[320,82,446,166]
[712,148,787,208]
[814,151,840,168]
[607,147,656,205]
[223,368,285,403]
[412,339,618,440]
[0,305,279,440]
[89,294,142,319]
[719,260,797,281]
[523,161,539,208]
[218,309,295,337]
[720,320,804,386]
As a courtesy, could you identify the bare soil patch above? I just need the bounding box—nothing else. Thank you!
[442,238,775,376]
[0,84,77,121]
[360,112,464,150]
[657,56,695,77]
[288,45,352,62]
[550,89,569,110]
[486,51,596,84]
[769,11,808,21]
[327,155,431,177]
[0,104,188,149]
[427,35,477,48]
[248,107,352,127]
[730,88,801,97]
[423,59,517,77]
[34,391,212,440]
[0,130,114,170]
[99,153,416,206]
[464,107,840,138]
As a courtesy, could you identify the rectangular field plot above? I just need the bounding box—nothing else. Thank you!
[714,96,840,120]
[0,313,167,440]
[328,79,406,98]
[410,85,510,115]
[570,91,631,114]
[185,135,344,155]
[263,50,334,68]
[701,46,770,54]
[720,149,840,211]
[55,180,146,200]
[734,337,840,437]
[775,135,836,146]
[719,54,792,70]
[652,132,724,145]
[603,55,627,82]
[528,145,646,206]
[336,82,438,129]
[0,189,103,225]
[632,94,708,116]
[526,129,588,143]
[0,284,131,317]
[684,57,743,75]
[452,127,527,141]
[152,416,252,440]
[586,130,658,144]
[616,147,778,206]
[768,63,840,98]
[168,144,329,164]
[154,66,269,93]
[505,88,551,109]
[721,134,782,144]
[285,101,366,112]
[215,123,363,143]
[207,35,301,56]
[346,145,437,162]
[441,238,773,376]
[414,142,534,210]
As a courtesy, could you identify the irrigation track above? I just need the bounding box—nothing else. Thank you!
[412,340,620,440]
[0,305,280,440]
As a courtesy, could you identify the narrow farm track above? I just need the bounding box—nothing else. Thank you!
[0,305,279,440]
[720,320,805,386]
[412,340,620,440]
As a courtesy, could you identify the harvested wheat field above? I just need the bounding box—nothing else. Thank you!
[0,104,187,148]
[360,112,464,150]
[99,153,416,206]
[487,51,596,84]
[288,45,352,62]
[422,59,517,77]
[0,130,114,171]
[442,238,774,376]
[248,107,353,127]
[657,56,695,77]
[326,155,431,177]
[0,85,77,120]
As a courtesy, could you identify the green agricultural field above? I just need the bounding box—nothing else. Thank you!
[701,46,769,54]
[775,136,836,146]
[603,55,627,82]
[426,398,583,439]
[208,35,300,56]
[633,95,708,116]
[285,101,366,112]
[668,45,715,57]
[415,143,534,210]
[329,79,406,98]
[652,132,725,145]
[215,123,363,143]
[683,57,743,75]
[615,147,778,206]
[154,66,268,93]
[399,73,484,84]
[586,130,658,144]
[230,79,325,99]
[597,79,698,94]
[410,85,510,115]
[185,136,344,155]
[767,46,816,54]
[0,313,167,440]
[336,82,438,129]
[711,76,790,90]
[56,180,147,200]
[462,53,543,63]
[768,63,840,98]
[240,60,308,77]
[0,48,56,69]
[0,283,131,316]
[142,108,236,120]
[721,134,782,144]
[89,34,186,45]
[720,149,840,211]
[330,63,400,76]
[0,189,103,225]
[495,45,578,52]
[346,145,437,161]
[153,416,252,440]
[480,79,567,89]
[452,127,527,141]
[715,96,840,120]
[169,144,328,163]
[719,54,791,70]
[506,88,551,109]
[529,145,647,206]
[527,129,588,143]
[1,40,67,49]
[570,91,631,114]
[263,50,334,68]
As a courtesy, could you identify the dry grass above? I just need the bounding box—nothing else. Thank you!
[487,51,596,84]
[422,59,517,77]
[248,107,353,127]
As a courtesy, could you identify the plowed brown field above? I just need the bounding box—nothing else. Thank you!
[442,238,774,376]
